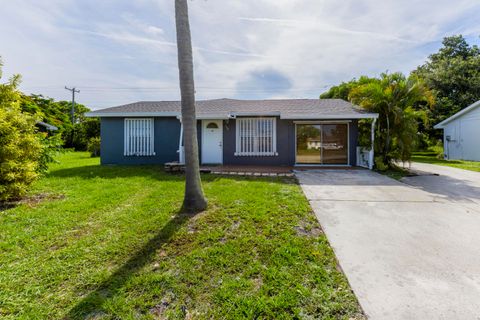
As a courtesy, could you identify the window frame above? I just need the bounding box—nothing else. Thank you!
[234,117,277,156]
[124,118,155,156]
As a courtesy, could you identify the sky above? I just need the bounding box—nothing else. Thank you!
[1,0,480,110]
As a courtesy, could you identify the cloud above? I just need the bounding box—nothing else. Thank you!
[236,69,292,99]
[238,17,418,44]
[1,0,479,108]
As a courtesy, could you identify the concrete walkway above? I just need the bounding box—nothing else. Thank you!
[296,167,480,319]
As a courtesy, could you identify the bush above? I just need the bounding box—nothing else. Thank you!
[38,133,63,172]
[87,137,101,157]
[62,118,100,151]
[0,59,58,201]
[0,105,44,201]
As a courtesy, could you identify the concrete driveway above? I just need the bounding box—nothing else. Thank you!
[296,166,480,319]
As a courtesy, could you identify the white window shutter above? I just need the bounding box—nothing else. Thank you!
[124,118,155,156]
[235,117,277,156]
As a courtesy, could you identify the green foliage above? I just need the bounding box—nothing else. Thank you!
[20,94,100,151]
[320,75,376,100]
[412,151,480,172]
[87,137,101,157]
[414,35,480,136]
[323,73,434,169]
[0,107,42,201]
[0,58,60,201]
[37,134,63,173]
[349,73,433,168]
[0,64,42,201]
[62,119,100,151]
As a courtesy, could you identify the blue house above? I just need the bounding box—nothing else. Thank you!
[86,98,378,168]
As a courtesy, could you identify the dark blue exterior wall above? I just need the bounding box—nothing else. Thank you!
[222,118,358,166]
[222,117,295,166]
[100,117,181,165]
[349,120,358,166]
[100,117,359,166]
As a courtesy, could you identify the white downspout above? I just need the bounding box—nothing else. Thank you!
[370,118,377,170]
[178,119,185,164]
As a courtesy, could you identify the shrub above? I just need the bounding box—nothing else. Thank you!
[87,137,101,157]
[38,133,63,173]
[62,118,100,151]
[0,59,58,201]
[0,105,44,201]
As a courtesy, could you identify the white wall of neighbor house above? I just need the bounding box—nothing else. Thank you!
[442,106,480,161]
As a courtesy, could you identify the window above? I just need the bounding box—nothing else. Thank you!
[235,118,277,156]
[124,118,155,156]
[206,122,219,129]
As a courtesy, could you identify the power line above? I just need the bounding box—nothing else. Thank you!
[23,85,331,91]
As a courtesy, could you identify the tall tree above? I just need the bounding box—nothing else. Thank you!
[414,35,480,134]
[174,0,207,212]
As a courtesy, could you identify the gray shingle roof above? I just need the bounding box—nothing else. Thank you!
[86,98,377,119]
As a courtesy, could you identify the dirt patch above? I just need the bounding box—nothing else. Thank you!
[294,225,323,237]
[294,219,323,237]
[0,193,65,211]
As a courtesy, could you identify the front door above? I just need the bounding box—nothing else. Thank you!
[296,123,349,165]
[202,120,223,164]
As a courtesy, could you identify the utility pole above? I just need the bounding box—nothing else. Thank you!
[65,86,80,123]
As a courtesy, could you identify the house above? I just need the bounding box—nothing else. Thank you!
[86,98,378,168]
[36,121,58,132]
[434,100,480,161]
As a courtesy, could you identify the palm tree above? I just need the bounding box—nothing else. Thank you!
[349,73,434,168]
[174,0,207,212]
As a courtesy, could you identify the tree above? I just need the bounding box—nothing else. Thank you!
[349,73,433,168]
[320,76,376,100]
[174,0,207,212]
[0,60,48,201]
[414,35,480,136]
[20,94,100,150]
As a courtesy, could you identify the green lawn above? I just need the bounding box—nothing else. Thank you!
[412,151,480,172]
[0,152,363,319]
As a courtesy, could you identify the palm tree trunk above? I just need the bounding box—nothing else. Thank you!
[174,0,207,213]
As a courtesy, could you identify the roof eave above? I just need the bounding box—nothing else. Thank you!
[433,100,480,129]
[86,112,181,118]
[280,113,378,120]
[86,111,379,120]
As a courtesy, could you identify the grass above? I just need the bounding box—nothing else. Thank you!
[0,152,363,319]
[376,166,410,180]
[412,151,480,172]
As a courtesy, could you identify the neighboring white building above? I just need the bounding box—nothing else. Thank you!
[434,100,480,161]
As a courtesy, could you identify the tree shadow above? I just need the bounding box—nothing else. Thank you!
[48,164,292,186]
[401,172,480,203]
[64,211,194,319]
[48,164,184,182]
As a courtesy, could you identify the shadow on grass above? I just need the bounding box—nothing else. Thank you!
[64,212,194,319]
[48,164,291,186]
[47,164,181,181]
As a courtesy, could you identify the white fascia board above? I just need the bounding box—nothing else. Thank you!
[281,113,379,119]
[196,114,229,120]
[87,112,230,119]
[231,112,281,117]
[293,120,352,124]
[434,100,480,128]
[86,112,180,118]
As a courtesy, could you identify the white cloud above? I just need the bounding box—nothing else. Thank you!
[0,0,479,108]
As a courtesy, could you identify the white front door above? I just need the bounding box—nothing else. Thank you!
[202,120,223,164]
